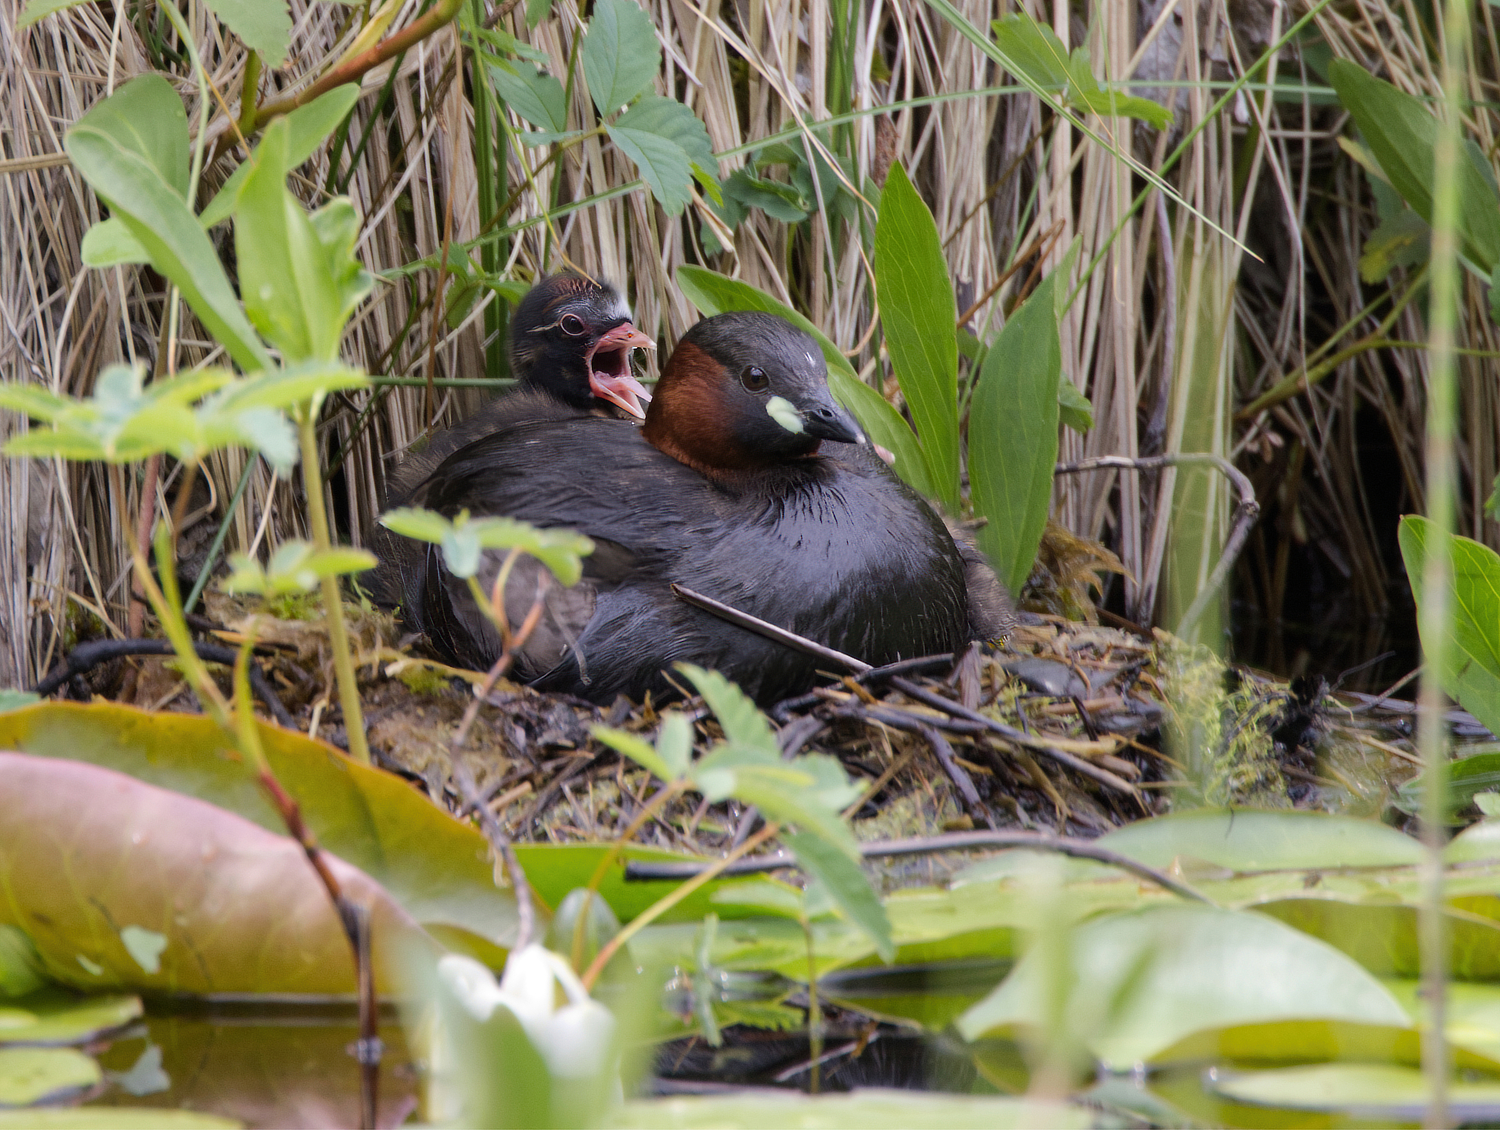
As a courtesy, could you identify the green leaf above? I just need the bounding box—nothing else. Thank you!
[204,0,291,67]
[1209,1064,1500,1115]
[673,266,934,496]
[0,702,520,963]
[607,119,695,216]
[0,988,140,1043]
[1098,808,1423,871]
[17,0,91,29]
[200,84,361,227]
[380,506,457,544]
[1360,209,1430,283]
[0,1047,101,1106]
[1063,45,1172,129]
[488,60,569,134]
[874,163,959,511]
[524,0,550,27]
[990,12,1070,92]
[0,1107,239,1127]
[1328,58,1500,271]
[66,79,272,373]
[614,1092,1086,1129]
[656,712,693,778]
[721,168,811,223]
[677,665,778,758]
[0,926,47,998]
[612,95,719,209]
[956,903,1410,1069]
[710,879,806,919]
[209,360,368,411]
[969,273,1061,593]
[593,725,674,781]
[1399,514,1500,738]
[80,218,150,267]
[1057,375,1093,432]
[582,0,660,115]
[225,541,377,595]
[784,830,894,963]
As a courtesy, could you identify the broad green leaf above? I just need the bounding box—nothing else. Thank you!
[200,85,361,227]
[380,506,456,543]
[656,712,693,778]
[990,12,1070,92]
[1397,751,1500,820]
[873,163,960,512]
[0,702,519,956]
[80,218,150,267]
[0,754,426,994]
[673,266,933,495]
[67,75,189,199]
[0,989,140,1043]
[1057,376,1093,433]
[1209,1063,1500,1115]
[1062,45,1172,129]
[307,197,374,328]
[209,360,368,412]
[582,0,660,115]
[235,119,343,362]
[1328,58,1500,271]
[488,60,568,134]
[969,274,1060,593]
[956,903,1410,1069]
[784,830,894,963]
[709,879,806,918]
[0,1047,100,1106]
[1254,898,1500,980]
[615,1092,1086,1128]
[0,383,74,423]
[1359,209,1430,283]
[606,122,695,216]
[511,843,736,923]
[721,168,811,223]
[1398,514,1500,738]
[66,81,271,373]
[17,0,91,29]
[225,541,377,596]
[1098,808,1423,872]
[204,0,291,68]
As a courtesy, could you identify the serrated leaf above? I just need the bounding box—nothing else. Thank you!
[678,665,778,757]
[200,85,361,227]
[607,123,695,216]
[80,218,150,267]
[874,163,960,512]
[784,830,893,962]
[488,60,568,134]
[582,0,660,115]
[969,273,1060,593]
[205,0,291,68]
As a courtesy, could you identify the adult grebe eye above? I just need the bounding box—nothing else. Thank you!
[560,313,586,336]
[741,365,769,391]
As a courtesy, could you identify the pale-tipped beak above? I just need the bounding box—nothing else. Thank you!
[587,322,655,419]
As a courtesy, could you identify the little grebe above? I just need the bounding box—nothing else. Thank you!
[393,312,1000,704]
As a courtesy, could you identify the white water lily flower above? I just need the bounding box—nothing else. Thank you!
[438,946,617,1079]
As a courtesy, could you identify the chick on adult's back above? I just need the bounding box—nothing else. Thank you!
[394,312,975,705]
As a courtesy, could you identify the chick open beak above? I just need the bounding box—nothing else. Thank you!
[587,322,655,419]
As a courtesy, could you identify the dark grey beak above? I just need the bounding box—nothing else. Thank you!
[801,397,865,446]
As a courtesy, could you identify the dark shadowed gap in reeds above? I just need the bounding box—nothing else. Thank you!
[2,0,1497,687]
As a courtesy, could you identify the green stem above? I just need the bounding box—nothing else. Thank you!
[298,407,371,765]
[1419,1,1470,1123]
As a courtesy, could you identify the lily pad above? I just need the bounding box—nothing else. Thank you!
[0,754,424,994]
[1209,1063,1500,1117]
[0,1046,100,1105]
[613,1089,1088,1128]
[0,990,141,1045]
[1255,899,1500,980]
[0,702,516,950]
[1098,809,1422,872]
[956,904,1410,1069]
[0,1111,238,1128]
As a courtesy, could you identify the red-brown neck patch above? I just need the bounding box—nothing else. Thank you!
[642,340,761,479]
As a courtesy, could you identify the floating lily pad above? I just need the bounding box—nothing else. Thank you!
[0,990,141,1045]
[613,1089,1088,1128]
[1209,1063,1500,1117]
[1098,809,1422,872]
[0,1046,100,1105]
